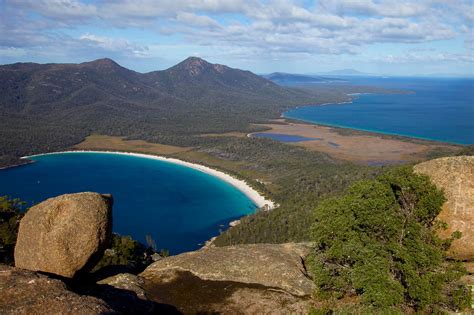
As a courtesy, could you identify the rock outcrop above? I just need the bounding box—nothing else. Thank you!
[141,242,314,296]
[97,273,148,300]
[138,243,315,313]
[414,156,474,261]
[14,192,113,278]
[0,265,113,315]
[5,190,320,313]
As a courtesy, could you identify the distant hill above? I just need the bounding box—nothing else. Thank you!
[0,57,318,165]
[262,72,342,85]
[322,69,371,76]
[413,72,474,78]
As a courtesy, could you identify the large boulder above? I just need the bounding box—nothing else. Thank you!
[0,264,114,315]
[414,156,474,261]
[14,192,113,278]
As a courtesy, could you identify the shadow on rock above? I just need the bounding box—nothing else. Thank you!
[68,279,182,314]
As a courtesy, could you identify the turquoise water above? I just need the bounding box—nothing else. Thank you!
[253,133,321,142]
[284,78,474,145]
[0,152,257,254]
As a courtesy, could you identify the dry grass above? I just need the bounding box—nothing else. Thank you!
[252,122,460,164]
[200,132,248,138]
[74,134,192,155]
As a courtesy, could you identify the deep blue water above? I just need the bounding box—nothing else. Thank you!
[253,133,321,142]
[284,77,474,145]
[0,152,257,254]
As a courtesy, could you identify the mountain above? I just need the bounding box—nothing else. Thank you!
[0,58,165,114]
[0,57,306,115]
[143,57,300,101]
[262,72,343,85]
[0,57,317,166]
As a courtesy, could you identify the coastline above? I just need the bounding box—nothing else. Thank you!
[282,114,467,146]
[0,160,33,170]
[282,92,471,146]
[21,150,275,210]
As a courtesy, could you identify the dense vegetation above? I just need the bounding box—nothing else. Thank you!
[0,196,25,265]
[0,57,304,165]
[0,57,390,167]
[309,166,471,312]
[213,161,382,245]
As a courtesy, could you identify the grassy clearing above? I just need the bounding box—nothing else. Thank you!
[74,134,192,155]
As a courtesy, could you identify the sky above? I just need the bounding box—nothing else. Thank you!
[0,0,473,76]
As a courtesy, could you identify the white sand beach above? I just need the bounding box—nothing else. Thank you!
[22,150,275,210]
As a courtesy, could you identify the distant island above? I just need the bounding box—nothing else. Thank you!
[262,72,344,84]
[322,68,371,76]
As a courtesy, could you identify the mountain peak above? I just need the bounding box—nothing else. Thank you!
[81,58,121,69]
[182,56,209,65]
[169,56,230,77]
[173,57,213,77]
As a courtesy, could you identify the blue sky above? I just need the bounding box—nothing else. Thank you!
[0,0,473,76]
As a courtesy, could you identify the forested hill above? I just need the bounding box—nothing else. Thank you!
[0,57,318,166]
[144,57,302,100]
[1,57,307,115]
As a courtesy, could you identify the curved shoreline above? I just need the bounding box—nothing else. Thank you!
[21,150,275,210]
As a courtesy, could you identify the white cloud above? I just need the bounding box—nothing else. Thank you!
[373,51,474,64]
[319,0,427,17]
[1,0,473,70]
[7,0,97,20]
[79,33,150,57]
[0,46,27,58]
[175,12,221,28]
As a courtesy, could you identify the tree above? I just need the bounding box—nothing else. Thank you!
[309,166,471,312]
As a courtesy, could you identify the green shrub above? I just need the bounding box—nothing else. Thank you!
[309,166,471,312]
[92,234,154,273]
[0,196,26,265]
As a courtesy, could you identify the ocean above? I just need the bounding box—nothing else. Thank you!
[0,152,257,254]
[284,77,474,145]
